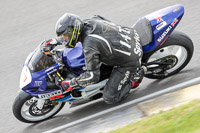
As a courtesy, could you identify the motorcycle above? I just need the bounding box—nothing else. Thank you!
[13,4,193,123]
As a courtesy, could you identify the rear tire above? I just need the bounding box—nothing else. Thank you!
[12,91,65,123]
[142,30,194,79]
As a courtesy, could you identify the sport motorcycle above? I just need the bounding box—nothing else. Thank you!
[13,4,193,123]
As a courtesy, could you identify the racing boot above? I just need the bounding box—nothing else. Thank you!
[130,68,144,89]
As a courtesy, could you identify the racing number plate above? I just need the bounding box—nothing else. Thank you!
[38,90,62,99]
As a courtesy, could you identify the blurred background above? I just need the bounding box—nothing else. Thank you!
[0,0,200,132]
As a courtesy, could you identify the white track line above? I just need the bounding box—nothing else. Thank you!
[43,77,200,133]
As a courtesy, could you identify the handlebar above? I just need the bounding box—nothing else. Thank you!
[50,50,65,68]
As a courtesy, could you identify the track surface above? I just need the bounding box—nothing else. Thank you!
[1,0,200,132]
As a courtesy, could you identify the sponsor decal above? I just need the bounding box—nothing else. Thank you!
[38,90,62,99]
[118,71,130,91]
[113,25,132,56]
[23,74,27,82]
[34,81,43,86]
[119,33,131,43]
[157,18,178,43]
[171,18,178,26]
[156,21,167,30]
[117,26,131,34]
[133,30,142,57]
[156,16,164,23]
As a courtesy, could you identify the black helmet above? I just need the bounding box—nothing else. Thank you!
[55,13,83,48]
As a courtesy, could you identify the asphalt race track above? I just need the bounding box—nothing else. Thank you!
[1,0,200,132]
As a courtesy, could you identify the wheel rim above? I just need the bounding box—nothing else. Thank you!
[147,45,188,74]
[21,97,62,122]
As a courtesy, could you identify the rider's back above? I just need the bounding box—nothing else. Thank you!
[82,16,143,69]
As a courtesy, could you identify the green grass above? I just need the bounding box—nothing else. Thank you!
[109,100,200,133]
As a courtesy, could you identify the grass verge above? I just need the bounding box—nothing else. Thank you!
[109,100,200,133]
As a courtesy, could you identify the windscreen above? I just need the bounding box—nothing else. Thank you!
[28,44,56,72]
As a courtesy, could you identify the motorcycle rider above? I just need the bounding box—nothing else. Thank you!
[44,13,144,104]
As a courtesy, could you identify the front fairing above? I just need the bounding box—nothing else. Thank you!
[19,41,61,98]
[20,42,43,90]
[20,65,32,89]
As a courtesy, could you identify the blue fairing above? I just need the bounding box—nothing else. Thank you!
[142,4,184,52]
[62,42,85,75]
[22,63,61,97]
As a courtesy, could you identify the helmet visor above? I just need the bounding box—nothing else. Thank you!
[56,27,74,47]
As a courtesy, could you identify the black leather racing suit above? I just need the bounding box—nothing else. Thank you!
[75,16,143,104]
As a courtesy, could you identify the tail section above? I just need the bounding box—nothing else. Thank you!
[141,4,184,53]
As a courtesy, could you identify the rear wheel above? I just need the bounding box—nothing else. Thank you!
[12,91,65,123]
[142,31,193,79]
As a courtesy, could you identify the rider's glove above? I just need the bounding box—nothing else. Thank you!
[49,78,80,101]
[43,38,58,54]
[45,38,58,45]
[60,78,81,93]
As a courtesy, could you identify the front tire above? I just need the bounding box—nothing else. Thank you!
[142,31,194,79]
[12,91,65,123]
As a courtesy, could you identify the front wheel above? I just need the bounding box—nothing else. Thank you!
[12,91,65,123]
[142,31,194,79]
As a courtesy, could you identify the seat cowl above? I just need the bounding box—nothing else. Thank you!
[131,18,153,46]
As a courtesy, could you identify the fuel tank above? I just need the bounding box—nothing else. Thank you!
[62,42,85,75]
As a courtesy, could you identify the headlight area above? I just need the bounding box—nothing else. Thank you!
[20,66,32,89]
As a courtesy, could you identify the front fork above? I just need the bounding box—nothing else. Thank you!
[36,71,64,109]
[36,99,46,110]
